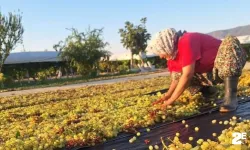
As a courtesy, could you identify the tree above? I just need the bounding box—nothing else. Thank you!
[118,17,151,69]
[135,18,151,64]
[242,44,250,61]
[53,27,111,76]
[0,10,24,72]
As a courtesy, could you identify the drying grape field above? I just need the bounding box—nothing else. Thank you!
[0,72,250,150]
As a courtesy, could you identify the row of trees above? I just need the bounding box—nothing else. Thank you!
[0,10,153,84]
[53,18,152,76]
[0,56,167,88]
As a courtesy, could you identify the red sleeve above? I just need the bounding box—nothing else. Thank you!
[179,35,201,67]
[167,60,172,72]
[167,59,182,73]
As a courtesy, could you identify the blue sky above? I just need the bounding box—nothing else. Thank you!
[1,0,250,54]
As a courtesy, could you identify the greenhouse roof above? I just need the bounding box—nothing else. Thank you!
[5,51,158,64]
[4,51,61,64]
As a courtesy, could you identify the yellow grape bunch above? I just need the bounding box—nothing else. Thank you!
[161,116,250,150]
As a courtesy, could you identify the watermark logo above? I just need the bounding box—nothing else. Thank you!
[232,132,247,144]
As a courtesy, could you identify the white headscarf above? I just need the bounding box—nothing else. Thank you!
[146,28,179,60]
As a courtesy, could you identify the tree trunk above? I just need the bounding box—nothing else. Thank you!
[130,52,133,69]
[57,68,62,79]
[64,68,69,78]
[139,55,144,65]
[0,66,3,88]
[25,70,30,83]
[139,51,147,66]
[70,68,73,77]
[32,76,37,82]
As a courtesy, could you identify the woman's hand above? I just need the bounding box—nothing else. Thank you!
[152,94,170,105]
[152,79,179,106]
[160,98,174,110]
[160,64,195,110]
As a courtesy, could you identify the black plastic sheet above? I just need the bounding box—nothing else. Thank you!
[79,97,250,150]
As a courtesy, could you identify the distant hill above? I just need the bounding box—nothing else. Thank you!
[207,24,250,39]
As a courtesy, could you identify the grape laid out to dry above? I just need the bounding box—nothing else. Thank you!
[0,71,250,150]
[161,116,250,150]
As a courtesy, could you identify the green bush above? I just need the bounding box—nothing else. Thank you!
[117,64,129,74]
[46,67,56,77]
[242,44,250,61]
[0,73,5,86]
[99,61,110,72]
[3,75,14,85]
[89,70,98,77]
[37,70,47,81]
[0,73,14,88]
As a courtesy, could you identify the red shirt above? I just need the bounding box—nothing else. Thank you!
[167,32,222,73]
